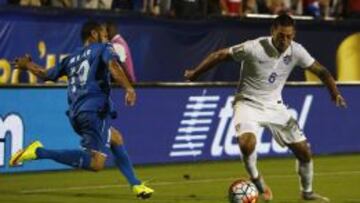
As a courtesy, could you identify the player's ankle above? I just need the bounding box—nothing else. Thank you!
[250,176,265,193]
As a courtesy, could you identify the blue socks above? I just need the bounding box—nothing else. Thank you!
[35,145,141,186]
[36,148,92,170]
[111,145,141,186]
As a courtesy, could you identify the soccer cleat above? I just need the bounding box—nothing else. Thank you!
[302,191,330,202]
[261,186,273,202]
[132,183,154,199]
[9,141,43,166]
[251,176,273,202]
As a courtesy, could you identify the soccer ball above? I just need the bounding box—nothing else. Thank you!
[228,179,259,203]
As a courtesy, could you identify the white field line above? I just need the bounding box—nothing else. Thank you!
[20,170,360,194]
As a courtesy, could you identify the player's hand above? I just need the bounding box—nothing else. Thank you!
[11,54,32,70]
[125,88,136,106]
[184,69,197,81]
[335,94,347,108]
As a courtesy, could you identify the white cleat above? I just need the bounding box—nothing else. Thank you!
[302,191,330,202]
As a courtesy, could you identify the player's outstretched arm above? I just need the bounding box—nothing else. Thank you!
[184,48,232,81]
[108,59,136,106]
[308,61,347,108]
[11,54,48,79]
[118,62,134,83]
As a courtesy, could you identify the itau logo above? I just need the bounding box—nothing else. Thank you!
[169,91,220,157]
[169,91,314,158]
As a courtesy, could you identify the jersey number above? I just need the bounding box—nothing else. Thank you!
[70,60,90,93]
[268,72,278,84]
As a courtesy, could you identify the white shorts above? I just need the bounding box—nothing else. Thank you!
[233,99,306,147]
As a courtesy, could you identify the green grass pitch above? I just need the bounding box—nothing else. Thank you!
[1,154,359,203]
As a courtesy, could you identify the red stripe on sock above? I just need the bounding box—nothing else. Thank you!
[12,150,25,165]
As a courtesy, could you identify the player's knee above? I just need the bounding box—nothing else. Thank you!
[110,127,124,146]
[299,151,312,163]
[238,133,256,156]
[90,163,104,172]
[89,152,106,172]
[290,141,312,163]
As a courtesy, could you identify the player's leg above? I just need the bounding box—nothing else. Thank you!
[287,141,313,192]
[238,130,258,179]
[233,101,273,201]
[10,112,107,172]
[110,127,141,185]
[274,117,329,202]
[36,146,106,171]
[110,127,154,199]
[10,141,106,171]
[236,123,273,201]
[287,141,329,202]
[39,112,109,171]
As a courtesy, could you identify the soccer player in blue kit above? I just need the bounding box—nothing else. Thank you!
[9,21,154,199]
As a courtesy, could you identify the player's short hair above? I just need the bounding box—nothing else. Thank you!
[81,21,102,43]
[272,14,295,29]
[104,21,117,30]
[104,21,118,40]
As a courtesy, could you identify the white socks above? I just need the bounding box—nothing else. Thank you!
[296,160,314,192]
[243,150,259,179]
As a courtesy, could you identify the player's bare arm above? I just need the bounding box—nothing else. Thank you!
[119,62,134,83]
[184,48,232,81]
[108,59,136,106]
[308,61,347,108]
[12,54,48,79]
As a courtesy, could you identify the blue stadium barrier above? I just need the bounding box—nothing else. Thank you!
[0,83,359,173]
[0,7,358,84]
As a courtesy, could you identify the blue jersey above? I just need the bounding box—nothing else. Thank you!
[46,43,118,117]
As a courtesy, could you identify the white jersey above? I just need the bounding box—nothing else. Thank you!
[229,36,315,104]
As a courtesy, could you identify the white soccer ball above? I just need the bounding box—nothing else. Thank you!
[228,179,259,203]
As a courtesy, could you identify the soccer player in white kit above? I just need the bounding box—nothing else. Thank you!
[184,14,347,202]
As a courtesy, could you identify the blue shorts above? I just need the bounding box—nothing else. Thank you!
[69,112,111,155]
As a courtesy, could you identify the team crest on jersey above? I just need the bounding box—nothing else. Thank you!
[283,55,292,65]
